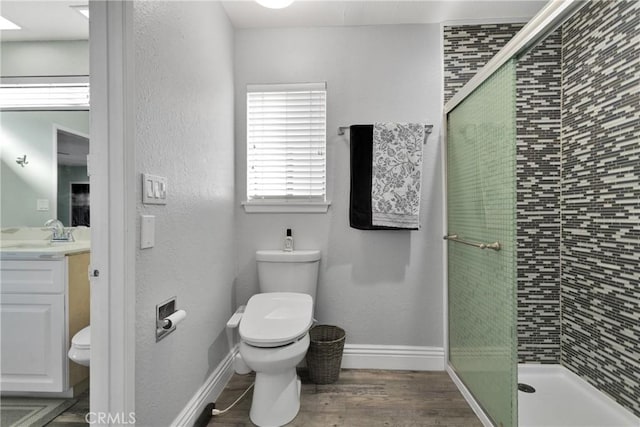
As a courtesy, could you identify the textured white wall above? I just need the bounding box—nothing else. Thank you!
[133,2,235,424]
[234,25,444,347]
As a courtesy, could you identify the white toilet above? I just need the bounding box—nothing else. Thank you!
[68,326,90,366]
[232,249,320,427]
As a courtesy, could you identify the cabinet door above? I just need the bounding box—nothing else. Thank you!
[0,293,66,392]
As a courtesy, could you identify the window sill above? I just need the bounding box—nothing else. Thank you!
[242,200,331,213]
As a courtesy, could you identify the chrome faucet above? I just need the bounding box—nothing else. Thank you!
[44,219,74,242]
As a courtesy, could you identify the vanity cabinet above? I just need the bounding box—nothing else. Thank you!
[0,253,90,394]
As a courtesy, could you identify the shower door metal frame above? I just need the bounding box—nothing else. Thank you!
[444,0,586,115]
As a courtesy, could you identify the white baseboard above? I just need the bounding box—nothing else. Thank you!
[446,364,493,427]
[341,344,445,371]
[170,348,237,427]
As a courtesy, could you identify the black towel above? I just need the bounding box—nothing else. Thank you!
[349,125,416,230]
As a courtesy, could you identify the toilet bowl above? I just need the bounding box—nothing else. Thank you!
[225,249,321,426]
[68,326,90,366]
[238,292,313,427]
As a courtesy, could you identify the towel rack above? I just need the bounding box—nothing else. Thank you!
[337,124,434,144]
[443,234,501,251]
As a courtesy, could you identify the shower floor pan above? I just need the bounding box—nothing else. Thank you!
[518,364,638,427]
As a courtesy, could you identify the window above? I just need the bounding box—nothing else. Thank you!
[244,82,329,213]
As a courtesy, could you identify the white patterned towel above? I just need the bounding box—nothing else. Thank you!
[371,122,425,229]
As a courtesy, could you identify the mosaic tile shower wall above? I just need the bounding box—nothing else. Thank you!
[560,0,640,416]
[515,32,562,364]
[444,23,562,364]
[443,23,524,103]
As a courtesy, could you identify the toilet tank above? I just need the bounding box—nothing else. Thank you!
[256,250,321,301]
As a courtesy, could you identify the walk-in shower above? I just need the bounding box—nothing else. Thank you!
[444,1,639,426]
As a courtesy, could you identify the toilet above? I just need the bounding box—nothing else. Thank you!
[68,326,90,366]
[229,249,320,427]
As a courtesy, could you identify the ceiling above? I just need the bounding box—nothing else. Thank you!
[221,1,547,29]
[0,1,547,42]
[0,1,89,41]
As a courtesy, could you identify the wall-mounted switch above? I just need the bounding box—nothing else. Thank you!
[142,173,167,205]
[140,215,155,249]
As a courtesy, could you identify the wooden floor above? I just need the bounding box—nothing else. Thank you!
[46,389,89,426]
[208,369,482,427]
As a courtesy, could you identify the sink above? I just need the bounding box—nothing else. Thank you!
[0,238,89,261]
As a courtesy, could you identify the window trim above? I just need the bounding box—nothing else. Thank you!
[241,199,331,214]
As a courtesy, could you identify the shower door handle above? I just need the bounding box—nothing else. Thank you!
[443,234,501,251]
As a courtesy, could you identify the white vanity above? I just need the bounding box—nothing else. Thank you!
[0,238,90,396]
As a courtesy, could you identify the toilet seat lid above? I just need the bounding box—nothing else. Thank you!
[240,292,313,347]
[72,326,90,350]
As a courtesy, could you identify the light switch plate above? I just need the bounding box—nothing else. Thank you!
[142,173,167,205]
[36,199,50,211]
[140,215,155,249]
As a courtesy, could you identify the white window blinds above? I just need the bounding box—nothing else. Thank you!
[247,82,326,201]
[0,76,90,110]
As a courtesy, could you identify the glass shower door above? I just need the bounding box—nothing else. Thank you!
[447,60,518,427]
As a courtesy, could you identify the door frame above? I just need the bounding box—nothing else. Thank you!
[89,1,136,422]
[53,123,90,225]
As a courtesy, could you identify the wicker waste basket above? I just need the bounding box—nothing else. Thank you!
[306,325,346,384]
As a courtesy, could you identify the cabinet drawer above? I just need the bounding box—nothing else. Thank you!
[0,260,66,293]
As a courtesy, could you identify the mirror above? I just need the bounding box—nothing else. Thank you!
[0,110,90,228]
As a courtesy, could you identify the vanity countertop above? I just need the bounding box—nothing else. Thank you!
[0,240,90,260]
